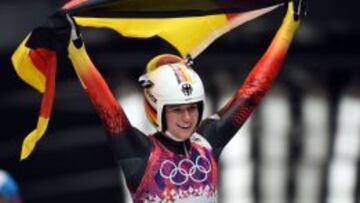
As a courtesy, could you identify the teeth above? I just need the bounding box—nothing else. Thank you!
[178,124,190,128]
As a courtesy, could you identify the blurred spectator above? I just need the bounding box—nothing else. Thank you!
[0,170,22,203]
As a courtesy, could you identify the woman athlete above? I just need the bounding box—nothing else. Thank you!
[25,1,304,202]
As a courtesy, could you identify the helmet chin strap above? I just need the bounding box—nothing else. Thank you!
[165,130,187,142]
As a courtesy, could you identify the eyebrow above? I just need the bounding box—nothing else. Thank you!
[168,104,197,109]
[167,105,182,109]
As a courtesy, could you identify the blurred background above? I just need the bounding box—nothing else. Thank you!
[1,0,359,203]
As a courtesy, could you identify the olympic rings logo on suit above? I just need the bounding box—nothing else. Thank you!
[159,155,212,186]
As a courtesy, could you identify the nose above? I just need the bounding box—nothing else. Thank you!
[182,109,192,122]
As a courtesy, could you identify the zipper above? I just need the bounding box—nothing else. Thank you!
[183,142,189,158]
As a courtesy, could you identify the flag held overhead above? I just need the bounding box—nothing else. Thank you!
[12,45,57,160]
[62,0,288,17]
[12,0,289,159]
[74,5,280,58]
[64,0,288,57]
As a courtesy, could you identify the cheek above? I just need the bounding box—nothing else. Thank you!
[192,110,200,120]
[165,112,176,127]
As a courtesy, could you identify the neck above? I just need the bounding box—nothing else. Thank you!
[154,132,191,155]
[164,130,186,142]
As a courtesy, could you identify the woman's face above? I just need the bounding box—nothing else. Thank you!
[165,103,199,140]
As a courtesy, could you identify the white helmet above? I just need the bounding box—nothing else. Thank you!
[139,54,205,132]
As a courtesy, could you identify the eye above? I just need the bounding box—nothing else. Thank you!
[170,107,182,113]
[188,105,198,111]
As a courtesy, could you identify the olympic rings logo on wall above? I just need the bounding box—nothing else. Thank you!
[159,156,212,186]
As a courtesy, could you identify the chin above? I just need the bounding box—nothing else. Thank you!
[176,130,193,140]
[180,133,192,140]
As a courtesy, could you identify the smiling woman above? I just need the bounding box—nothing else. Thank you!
[7,0,304,202]
[11,0,286,161]
[65,2,301,201]
[140,54,205,134]
[165,103,200,141]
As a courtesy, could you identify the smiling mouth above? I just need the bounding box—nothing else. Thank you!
[177,124,192,129]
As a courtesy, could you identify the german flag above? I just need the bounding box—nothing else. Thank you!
[12,0,289,160]
[62,0,287,17]
[64,0,287,58]
[12,36,57,160]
